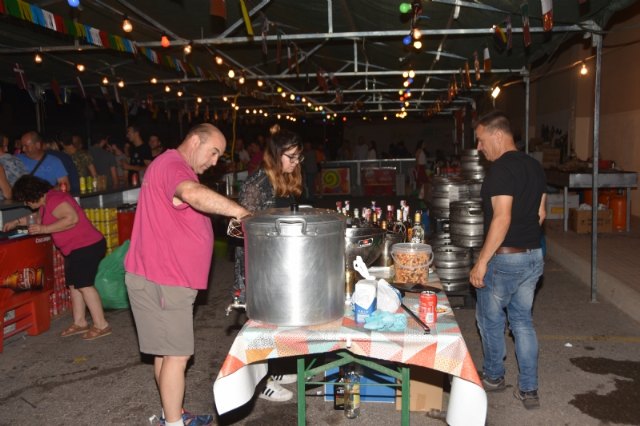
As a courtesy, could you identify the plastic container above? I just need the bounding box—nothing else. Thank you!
[391,243,434,267]
[394,264,428,284]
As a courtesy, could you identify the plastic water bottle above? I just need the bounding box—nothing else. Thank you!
[344,368,361,419]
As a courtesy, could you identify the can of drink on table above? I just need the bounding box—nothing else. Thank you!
[419,291,437,324]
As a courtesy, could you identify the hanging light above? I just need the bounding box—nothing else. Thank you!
[412,28,422,40]
[580,62,588,76]
[150,77,158,84]
[76,63,85,72]
[161,34,170,48]
[164,85,171,93]
[122,15,133,33]
[214,56,223,65]
[227,69,235,78]
[102,76,109,85]
[412,40,422,49]
[34,53,43,64]
[491,86,501,99]
[289,94,295,101]
[118,80,125,88]
[408,70,416,78]
[257,80,264,87]
[238,76,245,85]
[184,41,193,55]
[67,0,80,7]
[177,90,183,97]
[197,97,203,103]
[222,96,228,102]
[399,2,412,13]
[402,35,412,46]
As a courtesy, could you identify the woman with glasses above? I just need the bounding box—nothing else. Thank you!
[233,125,303,402]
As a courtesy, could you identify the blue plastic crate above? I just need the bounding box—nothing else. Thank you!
[324,366,397,403]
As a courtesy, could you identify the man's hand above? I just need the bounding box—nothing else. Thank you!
[470,261,487,289]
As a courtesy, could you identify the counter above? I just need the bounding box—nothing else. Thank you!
[213,274,486,426]
[545,169,638,231]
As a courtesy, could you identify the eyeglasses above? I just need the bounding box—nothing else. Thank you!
[283,153,304,163]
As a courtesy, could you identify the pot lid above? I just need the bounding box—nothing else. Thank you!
[243,205,345,226]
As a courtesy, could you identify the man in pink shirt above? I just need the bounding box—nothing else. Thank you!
[125,123,249,426]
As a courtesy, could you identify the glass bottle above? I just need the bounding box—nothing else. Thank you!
[333,367,346,410]
[411,211,425,244]
[344,367,361,419]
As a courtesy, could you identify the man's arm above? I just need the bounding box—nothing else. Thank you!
[469,195,512,288]
[175,180,250,219]
[538,193,547,225]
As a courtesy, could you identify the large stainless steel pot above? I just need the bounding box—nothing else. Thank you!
[344,226,385,267]
[243,207,346,326]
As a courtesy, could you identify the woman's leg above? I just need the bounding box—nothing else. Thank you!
[69,285,89,327]
[78,286,109,329]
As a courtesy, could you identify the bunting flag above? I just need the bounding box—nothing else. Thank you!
[239,0,254,36]
[541,0,553,32]
[13,63,28,90]
[473,51,481,81]
[506,15,513,50]
[50,78,62,104]
[316,69,328,92]
[210,0,226,19]
[464,61,472,88]
[493,24,507,52]
[76,76,86,98]
[521,1,532,47]
[483,47,491,73]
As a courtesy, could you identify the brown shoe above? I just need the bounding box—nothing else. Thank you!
[60,323,90,337]
[81,325,112,341]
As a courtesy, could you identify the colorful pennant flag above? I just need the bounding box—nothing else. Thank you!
[493,25,507,52]
[473,51,481,81]
[521,2,532,47]
[506,15,513,50]
[483,47,491,73]
[541,0,553,32]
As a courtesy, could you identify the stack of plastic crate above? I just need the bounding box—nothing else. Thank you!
[49,246,70,318]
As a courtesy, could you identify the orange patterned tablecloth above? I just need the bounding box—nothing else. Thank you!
[214,289,486,425]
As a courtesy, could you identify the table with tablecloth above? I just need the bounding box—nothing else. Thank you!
[213,279,487,426]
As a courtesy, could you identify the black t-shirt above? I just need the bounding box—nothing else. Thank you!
[481,150,546,248]
[128,143,152,178]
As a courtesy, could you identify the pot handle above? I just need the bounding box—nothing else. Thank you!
[271,217,317,236]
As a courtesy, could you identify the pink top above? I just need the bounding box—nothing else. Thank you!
[124,150,214,290]
[40,190,103,256]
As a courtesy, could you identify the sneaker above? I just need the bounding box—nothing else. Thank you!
[259,380,293,402]
[270,374,297,385]
[158,410,213,426]
[514,389,540,410]
[481,374,506,392]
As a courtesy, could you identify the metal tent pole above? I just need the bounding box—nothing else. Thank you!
[590,33,603,303]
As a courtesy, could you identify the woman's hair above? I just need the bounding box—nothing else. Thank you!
[263,128,303,197]
[12,175,53,203]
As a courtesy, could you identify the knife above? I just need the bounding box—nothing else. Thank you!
[401,303,431,334]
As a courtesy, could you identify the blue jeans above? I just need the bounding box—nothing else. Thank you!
[476,249,543,392]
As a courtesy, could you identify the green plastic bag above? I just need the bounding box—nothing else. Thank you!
[95,240,130,309]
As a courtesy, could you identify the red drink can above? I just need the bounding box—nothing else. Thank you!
[419,291,437,324]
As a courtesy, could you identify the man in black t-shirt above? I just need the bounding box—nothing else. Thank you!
[123,125,152,184]
[469,111,546,410]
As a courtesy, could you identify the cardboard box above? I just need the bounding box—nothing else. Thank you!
[395,366,444,412]
[569,208,613,234]
[546,192,579,220]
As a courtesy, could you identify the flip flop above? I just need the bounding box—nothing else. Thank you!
[81,325,112,341]
[60,323,90,337]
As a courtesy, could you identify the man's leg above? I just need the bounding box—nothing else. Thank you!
[157,355,191,423]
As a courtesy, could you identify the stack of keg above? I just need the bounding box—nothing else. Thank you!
[427,150,487,302]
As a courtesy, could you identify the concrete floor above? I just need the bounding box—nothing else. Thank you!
[1,215,640,425]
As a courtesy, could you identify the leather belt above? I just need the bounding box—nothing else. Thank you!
[495,246,527,254]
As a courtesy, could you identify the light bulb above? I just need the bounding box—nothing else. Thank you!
[184,42,192,55]
[491,86,501,99]
[76,64,85,72]
[238,76,245,84]
[197,97,203,103]
[177,91,183,97]
[580,63,588,76]
[257,80,264,87]
[412,28,422,40]
[102,77,109,85]
[413,40,422,49]
[68,0,80,7]
[161,34,170,48]
[399,2,412,13]
[227,69,235,78]
[122,16,132,33]
[289,94,295,100]
[408,70,415,78]
[215,56,223,65]
[118,81,125,88]
[150,77,158,84]
[34,53,42,64]
[164,85,171,92]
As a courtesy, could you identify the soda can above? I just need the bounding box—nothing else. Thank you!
[419,291,438,324]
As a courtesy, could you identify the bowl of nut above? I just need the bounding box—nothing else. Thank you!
[391,243,434,285]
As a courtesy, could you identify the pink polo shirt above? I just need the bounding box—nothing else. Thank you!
[124,150,213,289]
[40,190,103,255]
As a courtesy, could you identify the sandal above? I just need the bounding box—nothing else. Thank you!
[81,325,112,341]
[60,323,90,337]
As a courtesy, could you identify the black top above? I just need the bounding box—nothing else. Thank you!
[128,143,152,178]
[481,150,546,248]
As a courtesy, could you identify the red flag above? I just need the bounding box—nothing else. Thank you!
[483,47,492,73]
[541,0,553,32]
[13,63,28,90]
